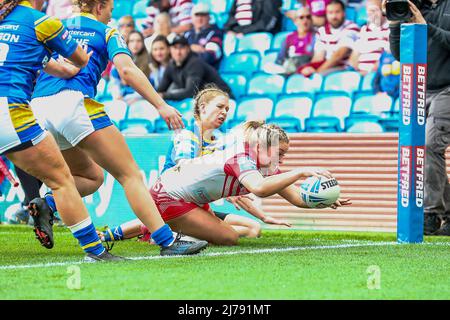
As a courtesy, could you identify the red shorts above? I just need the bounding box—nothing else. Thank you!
[150,179,210,222]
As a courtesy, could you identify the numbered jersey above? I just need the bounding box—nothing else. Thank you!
[160,134,277,205]
[33,13,131,99]
[0,1,78,101]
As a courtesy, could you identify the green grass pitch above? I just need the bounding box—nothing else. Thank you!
[0,225,449,300]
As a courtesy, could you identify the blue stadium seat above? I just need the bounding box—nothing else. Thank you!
[103,100,128,127]
[351,93,393,116]
[234,97,274,121]
[379,98,400,132]
[247,73,285,97]
[356,6,368,26]
[220,51,260,76]
[360,72,376,91]
[223,32,238,56]
[271,31,291,50]
[215,13,229,29]
[260,51,279,68]
[309,92,352,130]
[222,73,248,99]
[154,118,189,133]
[126,100,160,125]
[95,78,109,101]
[282,16,297,32]
[267,117,302,133]
[112,0,134,20]
[345,7,357,22]
[345,114,381,130]
[132,0,148,19]
[273,94,314,129]
[119,119,154,134]
[173,98,195,123]
[197,0,230,14]
[305,117,341,132]
[392,97,400,113]
[322,71,362,95]
[347,121,385,133]
[237,32,273,56]
[285,74,323,94]
[281,0,296,11]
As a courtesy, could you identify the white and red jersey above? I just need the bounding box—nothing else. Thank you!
[355,21,390,73]
[314,20,360,65]
[159,136,277,205]
[142,0,193,30]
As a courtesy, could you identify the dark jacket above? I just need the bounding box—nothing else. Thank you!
[158,52,232,101]
[184,24,224,69]
[224,0,282,35]
[389,0,450,90]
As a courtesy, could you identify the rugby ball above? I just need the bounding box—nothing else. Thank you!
[300,176,340,208]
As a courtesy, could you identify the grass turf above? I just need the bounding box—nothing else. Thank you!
[0,225,449,300]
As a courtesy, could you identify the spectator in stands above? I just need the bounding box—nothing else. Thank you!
[157,35,232,101]
[184,3,224,69]
[46,0,75,19]
[118,15,136,42]
[144,12,175,52]
[149,35,171,90]
[285,0,330,27]
[141,0,193,38]
[372,49,400,100]
[110,31,151,105]
[349,0,389,75]
[271,7,315,75]
[299,0,359,76]
[224,0,282,37]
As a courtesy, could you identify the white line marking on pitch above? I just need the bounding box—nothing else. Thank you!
[1,241,449,271]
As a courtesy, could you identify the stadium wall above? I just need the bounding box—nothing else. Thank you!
[2,133,449,232]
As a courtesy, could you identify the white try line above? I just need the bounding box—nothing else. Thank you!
[1,241,449,271]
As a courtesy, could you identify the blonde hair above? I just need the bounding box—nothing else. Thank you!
[243,121,289,149]
[193,84,229,121]
[0,0,20,22]
[74,0,108,13]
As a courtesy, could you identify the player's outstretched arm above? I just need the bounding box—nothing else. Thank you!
[67,45,91,68]
[240,168,332,199]
[112,53,184,130]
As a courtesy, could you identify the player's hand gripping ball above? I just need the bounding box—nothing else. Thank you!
[300,176,341,208]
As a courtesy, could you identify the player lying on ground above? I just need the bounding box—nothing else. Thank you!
[110,121,351,246]
[26,0,208,259]
[100,86,291,245]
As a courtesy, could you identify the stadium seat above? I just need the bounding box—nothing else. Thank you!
[392,97,400,113]
[360,72,376,91]
[222,73,247,99]
[356,6,368,26]
[347,121,385,133]
[281,0,296,11]
[351,93,393,116]
[310,92,352,130]
[154,118,189,133]
[119,119,154,134]
[322,71,362,95]
[126,100,160,125]
[103,100,128,126]
[215,13,229,29]
[305,116,341,132]
[345,7,357,22]
[273,94,314,129]
[112,0,134,20]
[220,51,260,76]
[271,31,291,50]
[266,116,302,133]
[345,113,381,130]
[282,16,297,32]
[285,73,323,94]
[260,51,279,68]
[237,32,273,56]
[197,0,230,14]
[379,97,400,132]
[234,97,274,121]
[223,32,238,56]
[247,73,285,97]
[95,78,108,101]
[132,0,148,19]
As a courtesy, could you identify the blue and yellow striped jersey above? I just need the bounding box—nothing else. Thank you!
[0,0,78,101]
[33,13,131,99]
[162,123,225,173]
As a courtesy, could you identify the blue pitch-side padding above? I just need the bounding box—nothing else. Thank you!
[397,24,427,243]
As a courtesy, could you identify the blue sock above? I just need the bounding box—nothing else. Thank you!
[151,224,174,247]
[69,218,105,256]
[103,226,124,241]
[44,192,57,213]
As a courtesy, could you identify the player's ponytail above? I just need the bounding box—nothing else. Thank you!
[0,0,21,22]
